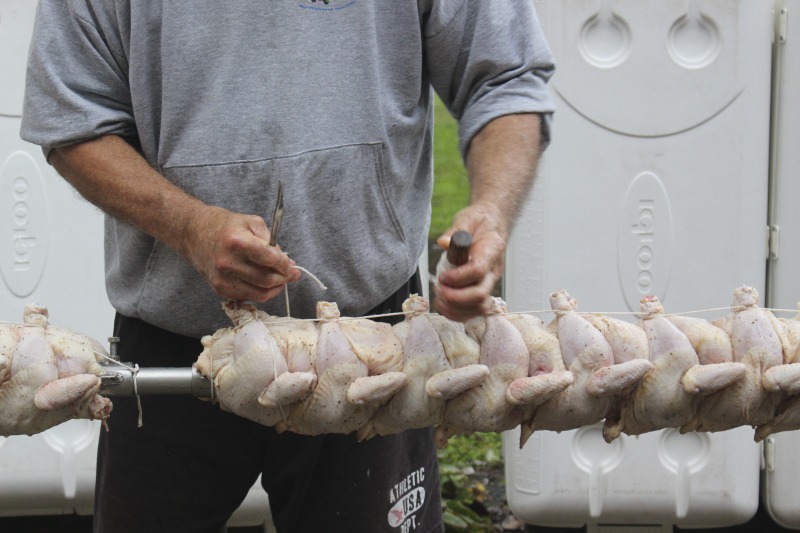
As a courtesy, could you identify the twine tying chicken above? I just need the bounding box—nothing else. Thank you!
[91,353,145,428]
[192,286,800,447]
[5,287,800,444]
[283,265,328,317]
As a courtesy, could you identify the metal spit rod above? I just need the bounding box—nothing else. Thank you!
[99,336,212,398]
[100,365,212,399]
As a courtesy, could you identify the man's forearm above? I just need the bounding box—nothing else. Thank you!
[434,113,543,320]
[49,135,298,302]
[49,135,207,259]
[464,113,542,240]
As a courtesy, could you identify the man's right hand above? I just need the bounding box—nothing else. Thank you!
[50,136,299,304]
[181,206,301,303]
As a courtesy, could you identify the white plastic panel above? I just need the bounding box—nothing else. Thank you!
[504,425,759,528]
[0,420,271,528]
[767,0,800,311]
[763,432,800,530]
[551,0,744,138]
[763,0,800,529]
[0,0,35,118]
[504,0,773,528]
[0,1,271,527]
[0,1,112,343]
[0,0,114,515]
[0,421,98,517]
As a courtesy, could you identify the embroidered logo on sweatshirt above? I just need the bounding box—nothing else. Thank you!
[387,466,426,531]
[300,0,356,11]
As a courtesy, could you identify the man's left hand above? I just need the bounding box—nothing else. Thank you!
[433,203,507,321]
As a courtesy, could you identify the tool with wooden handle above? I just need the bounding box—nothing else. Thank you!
[446,230,472,267]
[435,229,472,283]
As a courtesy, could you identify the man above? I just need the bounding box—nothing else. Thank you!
[21,1,554,531]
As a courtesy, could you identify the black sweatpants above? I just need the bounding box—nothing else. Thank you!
[94,274,444,533]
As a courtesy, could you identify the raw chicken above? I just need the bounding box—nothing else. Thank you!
[259,313,317,375]
[778,308,800,364]
[506,311,575,445]
[274,302,408,435]
[603,296,746,442]
[0,304,112,436]
[760,307,800,395]
[359,295,490,440]
[439,297,574,447]
[662,306,747,397]
[757,390,800,441]
[10,288,800,442]
[754,308,800,440]
[682,286,783,433]
[195,301,317,428]
[521,290,652,444]
[582,312,649,365]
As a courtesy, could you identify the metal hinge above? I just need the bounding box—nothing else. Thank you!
[777,5,789,44]
[763,437,775,472]
[769,225,780,261]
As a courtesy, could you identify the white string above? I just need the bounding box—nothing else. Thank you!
[93,350,145,427]
[1,302,797,334]
[259,311,408,328]
[0,320,38,327]
[133,364,143,427]
[265,328,289,425]
[465,305,800,320]
[500,307,745,319]
[251,302,800,329]
[93,349,132,369]
[207,344,216,403]
[292,265,327,290]
[280,264,328,319]
[664,306,746,317]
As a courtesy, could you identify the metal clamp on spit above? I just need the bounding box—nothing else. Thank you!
[100,337,212,399]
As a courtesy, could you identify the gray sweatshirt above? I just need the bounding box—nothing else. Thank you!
[21,0,555,338]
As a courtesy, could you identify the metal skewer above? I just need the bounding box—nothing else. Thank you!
[269,180,284,247]
[100,365,212,399]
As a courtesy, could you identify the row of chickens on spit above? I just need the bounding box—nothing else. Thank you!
[3,286,800,446]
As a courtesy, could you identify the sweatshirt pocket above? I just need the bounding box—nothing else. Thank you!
[138,142,415,336]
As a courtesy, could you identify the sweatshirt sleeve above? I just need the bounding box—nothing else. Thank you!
[422,0,555,158]
[20,0,135,155]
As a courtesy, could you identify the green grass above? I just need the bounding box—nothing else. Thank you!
[439,433,504,532]
[430,96,470,241]
[438,432,503,469]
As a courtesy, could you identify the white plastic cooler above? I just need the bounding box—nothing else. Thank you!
[0,0,271,528]
[503,0,774,529]
[761,0,800,529]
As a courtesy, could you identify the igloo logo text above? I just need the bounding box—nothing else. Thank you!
[1,151,48,297]
[618,171,673,311]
